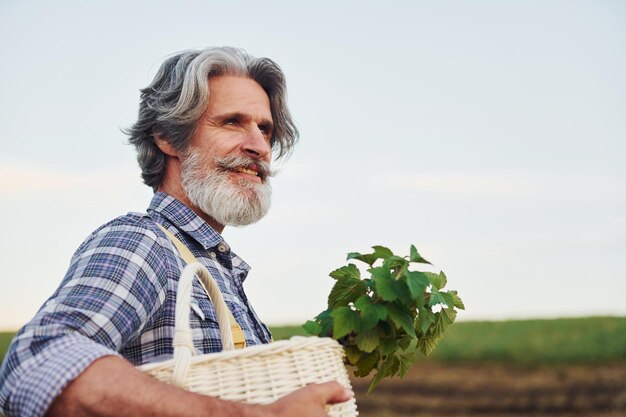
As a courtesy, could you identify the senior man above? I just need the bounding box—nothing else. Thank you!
[0,47,351,417]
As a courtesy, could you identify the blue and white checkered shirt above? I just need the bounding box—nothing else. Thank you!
[0,192,272,417]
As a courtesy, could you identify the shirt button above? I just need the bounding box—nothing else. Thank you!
[209,252,217,259]
[217,243,228,253]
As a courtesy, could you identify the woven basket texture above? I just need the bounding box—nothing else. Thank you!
[137,262,358,417]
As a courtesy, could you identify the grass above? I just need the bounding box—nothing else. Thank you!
[1,317,625,365]
[268,325,310,341]
[0,332,15,364]
[270,316,626,365]
[423,316,626,364]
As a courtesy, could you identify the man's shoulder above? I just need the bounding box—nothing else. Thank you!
[95,211,159,232]
[74,211,168,255]
[65,211,180,289]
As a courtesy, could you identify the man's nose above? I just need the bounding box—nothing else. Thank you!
[243,125,271,160]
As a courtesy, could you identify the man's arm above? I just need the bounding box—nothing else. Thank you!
[46,356,352,417]
[0,220,172,416]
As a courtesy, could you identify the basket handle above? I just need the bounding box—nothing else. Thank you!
[171,262,235,386]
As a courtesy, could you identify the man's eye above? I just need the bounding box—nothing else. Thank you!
[259,125,272,136]
[224,119,238,126]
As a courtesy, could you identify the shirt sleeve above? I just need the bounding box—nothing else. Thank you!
[0,219,171,417]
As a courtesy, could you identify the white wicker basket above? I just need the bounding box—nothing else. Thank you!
[138,262,358,417]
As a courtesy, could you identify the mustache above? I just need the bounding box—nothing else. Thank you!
[216,155,276,181]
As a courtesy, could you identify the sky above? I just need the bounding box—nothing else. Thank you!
[0,0,624,330]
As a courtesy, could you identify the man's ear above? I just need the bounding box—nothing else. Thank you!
[153,132,179,157]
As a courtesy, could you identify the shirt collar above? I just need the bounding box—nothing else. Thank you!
[147,192,223,250]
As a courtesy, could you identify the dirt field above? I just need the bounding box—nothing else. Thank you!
[350,362,626,417]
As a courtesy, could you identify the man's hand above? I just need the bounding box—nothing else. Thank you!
[257,382,353,417]
[46,356,353,417]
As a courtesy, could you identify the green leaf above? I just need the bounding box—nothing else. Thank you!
[372,245,394,259]
[314,309,334,337]
[348,246,397,267]
[405,271,430,300]
[315,309,331,321]
[429,291,455,308]
[398,335,413,350]
[363,278,374,290]
[383,255,408,270]
[347,252,378,267]
[424,271,448,290]
[367,355,400,393]
[330,307,360,339]
[302,320,322,335]
[355,327,380,353]
[384,355,400,378]
[431,308,457,339]
[378,337,396,355]
[378,320,397,340]
[397,350,415,378]
[416,306,436,334]
[449,290,466,310]
[344,346,362,365]
[387,304,417,338]
[417,335,439,356]
[371,267,401,302]
[443,306,457,322]
[410,245,432,265]
[355,296,388,330]
[425,271,447,290]
[354,351,380,377]
[396,279,413,305]
[368,370,385,393]
[328,275,367,307]
[329,264,361,280]
[439,271,448,289]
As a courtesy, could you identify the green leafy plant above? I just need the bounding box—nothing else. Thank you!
[303,245,464,392]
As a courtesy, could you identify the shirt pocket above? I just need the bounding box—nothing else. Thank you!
[188,280,251,348]
[189,284,220,328]
[190,300,206,321]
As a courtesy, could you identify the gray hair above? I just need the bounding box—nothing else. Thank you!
[125,46,298,190]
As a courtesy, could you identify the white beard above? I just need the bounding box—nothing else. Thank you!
[181,152,272,227]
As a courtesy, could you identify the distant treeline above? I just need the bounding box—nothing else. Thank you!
[2,316,625,365]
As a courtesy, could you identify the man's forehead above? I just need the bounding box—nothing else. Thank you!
[207,75,267,98]
[206,75,271,118]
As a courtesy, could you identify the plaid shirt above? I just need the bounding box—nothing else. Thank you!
[0,192,272,417]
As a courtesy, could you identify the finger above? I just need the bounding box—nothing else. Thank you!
[312,381,354,404]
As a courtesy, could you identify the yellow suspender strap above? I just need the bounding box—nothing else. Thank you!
[156,224,246,350]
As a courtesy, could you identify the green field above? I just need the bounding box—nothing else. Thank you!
[271,316,626,365]
[417,316,626,364]
[1,316,625,365]
[0,332,14,365]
